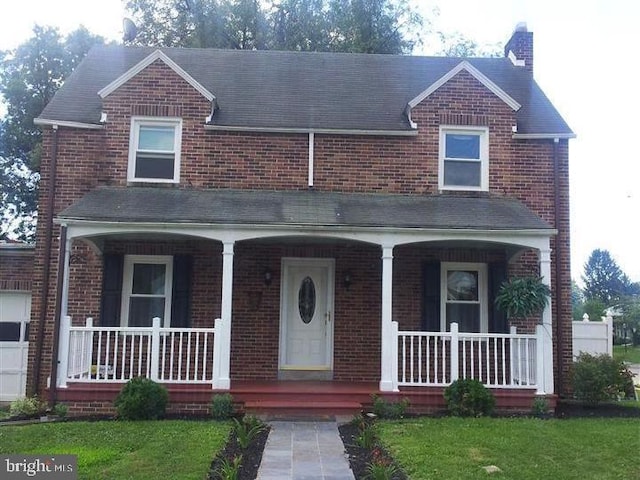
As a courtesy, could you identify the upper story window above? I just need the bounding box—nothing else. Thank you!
[439,126,488,191]
[440,262,488,333]
[128,117,182,183]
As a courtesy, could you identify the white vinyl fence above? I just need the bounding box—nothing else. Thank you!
[572,313,613,357]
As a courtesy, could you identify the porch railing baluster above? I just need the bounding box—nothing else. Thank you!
[63,323,217,386]
[394,323,539,390]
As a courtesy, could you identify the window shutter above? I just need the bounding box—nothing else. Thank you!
[422,262,441,331]
[100,254,123,327]
[171,255,192,328]
[489,263,508,333]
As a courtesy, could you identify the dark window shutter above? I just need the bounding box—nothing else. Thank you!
[171,255,192,328]
[489,263,508,333]
[100,254,123,327]
[422,262,441,331]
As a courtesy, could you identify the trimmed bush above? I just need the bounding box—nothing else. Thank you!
[371,395,410,419]
[114,377,168,420]
[571,352,634,404]
[444,379,495,417]
[210,393,234,420]
[9,396,47,418]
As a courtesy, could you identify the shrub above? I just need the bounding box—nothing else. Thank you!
[232,416,266,449]
[356,422,378,449]
[211,393,235,420]
[52,403,68,418]
[531,397,550,418]
[444,379,495,417]
[371,395,410,419]
[216,455,242,480]
[571,352,635,404]
[9,396,47,418]
[114,377,168,420]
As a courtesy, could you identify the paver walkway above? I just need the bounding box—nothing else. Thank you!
[257,421,355,480]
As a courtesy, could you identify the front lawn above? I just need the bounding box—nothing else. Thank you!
[378,417,640,480]
[0,420,230,480]
[613,344,640,364]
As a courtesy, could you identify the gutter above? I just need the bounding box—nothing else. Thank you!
[48,225,67,406]
[31,125,59,396]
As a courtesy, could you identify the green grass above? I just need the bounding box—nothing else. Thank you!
[0,420,230,480]
[614,344,640,364]
[378,417,640,480]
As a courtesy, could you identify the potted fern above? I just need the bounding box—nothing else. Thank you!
[494,276,551,321]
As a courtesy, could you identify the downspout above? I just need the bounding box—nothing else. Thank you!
[48,224,67,406]
[553,137,565,395]
[31,125,59,396]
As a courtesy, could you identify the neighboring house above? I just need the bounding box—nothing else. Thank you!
[29,23,574,415]
[0,241,34,401]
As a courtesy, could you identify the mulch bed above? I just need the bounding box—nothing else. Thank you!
[207,424,270,480]
[339,421,407,480]
[555,400,640,418]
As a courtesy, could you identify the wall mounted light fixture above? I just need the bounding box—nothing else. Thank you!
[263,268,273,286]
[343,272,352,290]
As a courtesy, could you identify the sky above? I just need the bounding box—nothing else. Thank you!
[1,0,639,283]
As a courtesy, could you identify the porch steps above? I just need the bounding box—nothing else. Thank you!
[233,380,374,417]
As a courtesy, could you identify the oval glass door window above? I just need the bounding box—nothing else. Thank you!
[298,276,316,324]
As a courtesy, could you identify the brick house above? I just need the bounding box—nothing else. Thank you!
[28,24,573,415]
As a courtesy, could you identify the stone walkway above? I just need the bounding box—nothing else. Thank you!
[257,421,355,480]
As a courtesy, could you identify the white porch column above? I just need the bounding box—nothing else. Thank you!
[56,232,72,388]
[539,247,554,395]
[380,245,398,392]
[216,241,234,390]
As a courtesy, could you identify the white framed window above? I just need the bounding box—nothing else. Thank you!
[439,126,489,191]
[128,117,182,183]
[121,255,173,328]
[440,262,488,333]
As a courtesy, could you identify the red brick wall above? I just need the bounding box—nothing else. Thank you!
[0,248,34,291]
[29,61,573,394]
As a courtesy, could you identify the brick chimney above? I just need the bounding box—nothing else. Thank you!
[504,22,533,73]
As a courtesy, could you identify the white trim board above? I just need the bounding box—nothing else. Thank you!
[98,50,215,101]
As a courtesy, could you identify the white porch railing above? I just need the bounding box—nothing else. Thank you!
[57,316,230,389]
[394,322,543,390]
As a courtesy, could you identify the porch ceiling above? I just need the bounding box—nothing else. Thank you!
[58,187,553,233]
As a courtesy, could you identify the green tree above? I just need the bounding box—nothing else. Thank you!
[0,25,104,240]
[582,249,635,305]
[326,0,423,54]
[126,0,425,53]
[270,0,330,51]
[435,31,502,57]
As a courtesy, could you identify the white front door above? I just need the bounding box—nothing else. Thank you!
[280,258,334,370]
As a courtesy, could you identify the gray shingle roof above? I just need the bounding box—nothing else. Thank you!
[58,187,553,231]
[38,46,572,135]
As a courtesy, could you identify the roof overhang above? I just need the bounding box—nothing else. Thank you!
[33,118,104,130]
[512,133,577,140]
[204,124,418,136]
[56,187,555,252]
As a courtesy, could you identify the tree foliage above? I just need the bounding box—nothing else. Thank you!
[125,0,424,54]
[581,249,636,305]
[434,31,502,57]
[0,26,104,240]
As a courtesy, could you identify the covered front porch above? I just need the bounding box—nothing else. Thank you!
[49,188,557,414]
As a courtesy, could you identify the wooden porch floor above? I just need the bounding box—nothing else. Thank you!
[53,379,547,417]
